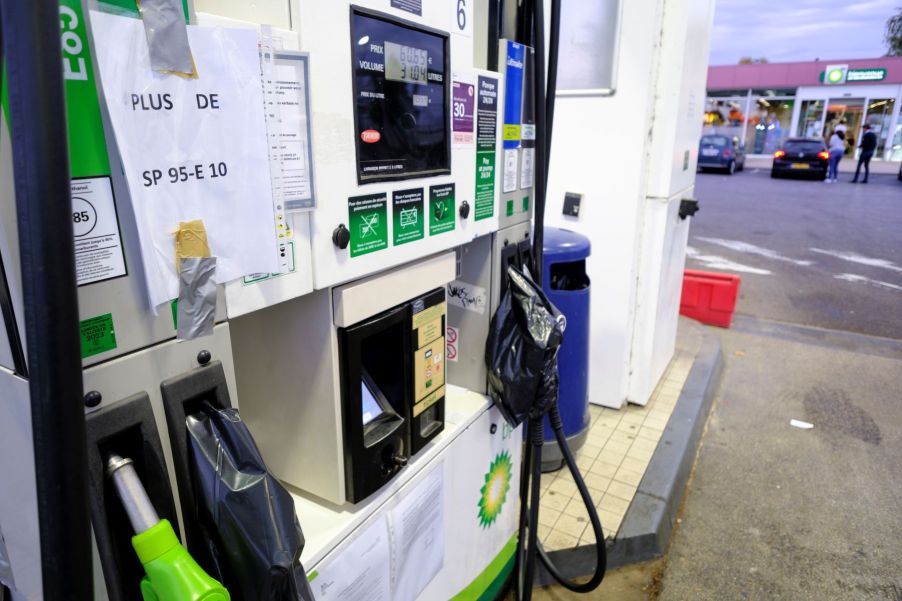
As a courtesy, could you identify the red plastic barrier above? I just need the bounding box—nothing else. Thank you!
[680,269,741,328]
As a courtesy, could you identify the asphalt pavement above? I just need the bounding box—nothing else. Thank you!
[687,166,902,339]
[657,164,902,600]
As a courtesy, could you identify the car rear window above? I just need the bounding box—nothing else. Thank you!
[701,136,729,147]
[784,141,824,153]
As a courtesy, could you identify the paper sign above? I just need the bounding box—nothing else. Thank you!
[71,177,127,286]
[389,465,444,601]
[90,11,278,308]
[311,517,391,601]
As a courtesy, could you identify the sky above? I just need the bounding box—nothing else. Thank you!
[709,0,899,65]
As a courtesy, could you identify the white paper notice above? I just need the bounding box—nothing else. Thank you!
[389,465,444,601]
[502,148,519,194]
[520,147,535,190]
[90,11,278,308]
[263,51,316,212]
[71,177,126,286]
[311,517,391,601]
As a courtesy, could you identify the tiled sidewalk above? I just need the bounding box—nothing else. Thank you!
[538,351,695,551]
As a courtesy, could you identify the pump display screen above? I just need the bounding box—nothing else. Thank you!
[351,10,450,183]
[361,380,384,425]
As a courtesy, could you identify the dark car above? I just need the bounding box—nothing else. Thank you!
[771,138,829,179]
[698,134,745,174]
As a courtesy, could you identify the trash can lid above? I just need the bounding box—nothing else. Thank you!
[543,227,590,262]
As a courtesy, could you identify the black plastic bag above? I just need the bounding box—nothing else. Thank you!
[485,266,565,427]
[186,403,315,601]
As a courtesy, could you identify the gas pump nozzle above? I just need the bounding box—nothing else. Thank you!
[106,454,230,601]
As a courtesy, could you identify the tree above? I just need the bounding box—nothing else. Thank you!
[886,8,902,56]
[738,57,769,64]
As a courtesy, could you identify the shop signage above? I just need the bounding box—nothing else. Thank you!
[820,65,887,84]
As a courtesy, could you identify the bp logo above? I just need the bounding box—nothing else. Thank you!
[478,450,513,528]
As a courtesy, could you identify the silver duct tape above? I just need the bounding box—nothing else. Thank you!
[137,0,195,76]
[177,257,217,340]
[0,527,14,590]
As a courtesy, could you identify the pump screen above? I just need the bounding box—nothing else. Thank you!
[351,10,450,183]
[362,380,384,425]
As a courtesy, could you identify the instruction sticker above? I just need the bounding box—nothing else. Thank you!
[349,193,388,257]
[520,147,535,190]
[451,79,475,145]
[429,184,456,236]
[502,149,519,194]
[80,313,117,358]
[392,188,424,246]
[474,76,498,221]
[71,177,127,286]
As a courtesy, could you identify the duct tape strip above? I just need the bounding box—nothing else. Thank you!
[177,257,217,340]
[0,526,14,590]
[136,0,196,77]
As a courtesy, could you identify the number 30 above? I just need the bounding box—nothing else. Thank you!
[456,0,466,30]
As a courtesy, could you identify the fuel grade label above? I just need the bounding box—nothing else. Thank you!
[71,177,127,286]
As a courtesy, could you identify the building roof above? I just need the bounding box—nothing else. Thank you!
[707,57,902,91]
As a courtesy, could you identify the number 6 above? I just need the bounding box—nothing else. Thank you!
[457,0,466,30]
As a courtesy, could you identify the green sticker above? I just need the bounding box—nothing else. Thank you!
[171,299,178,330]
[522,196,529,212]
[506,199,514,217]
[349,193,388,257]
[80,313,117,358]
[429,184,456,236]
[392,188,424,246]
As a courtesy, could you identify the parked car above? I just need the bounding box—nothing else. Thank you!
[771,138,829,180]
[698,134,745,174]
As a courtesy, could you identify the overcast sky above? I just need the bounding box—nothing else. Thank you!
[709,0,898,65]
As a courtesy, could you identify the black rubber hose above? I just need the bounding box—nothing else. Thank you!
[530,0,547,285]
[1,1,93,599]
[544,0,560,178]
[519,417,545,601]
[537,403,607,591]
[513,425,534,597]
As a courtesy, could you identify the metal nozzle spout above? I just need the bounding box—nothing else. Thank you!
[106,454,160,535]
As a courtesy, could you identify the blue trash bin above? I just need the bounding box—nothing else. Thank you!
[541,227,591,471]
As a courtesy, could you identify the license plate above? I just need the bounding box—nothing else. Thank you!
[702,149,719,156]
[791,163,809,169]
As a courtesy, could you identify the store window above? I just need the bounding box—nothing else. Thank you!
[863,98,895,157]
[825,98,865,155]
[703,97,745,142]
[797,100,825,138]
[745,98,794,155]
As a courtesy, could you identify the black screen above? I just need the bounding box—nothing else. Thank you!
[351,9,450,183]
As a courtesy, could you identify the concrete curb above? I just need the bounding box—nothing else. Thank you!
[534,334,724,584]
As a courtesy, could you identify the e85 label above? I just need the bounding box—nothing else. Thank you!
[142,162,228,187]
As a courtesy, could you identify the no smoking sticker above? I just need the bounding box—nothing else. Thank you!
[71,177,127,286]
[446,325,459,362]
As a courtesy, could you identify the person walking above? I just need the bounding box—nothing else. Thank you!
[826,130,845,183]
[851,124,878,183]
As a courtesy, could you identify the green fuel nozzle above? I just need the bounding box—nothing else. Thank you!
[106,454,230,601]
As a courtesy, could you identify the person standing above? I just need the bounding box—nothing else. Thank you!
[826,130,845,183]
[851,124,878,183]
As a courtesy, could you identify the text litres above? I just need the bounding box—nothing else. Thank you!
[130,93,221,111]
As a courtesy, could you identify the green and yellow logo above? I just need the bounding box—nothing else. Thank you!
[478,451,513,528]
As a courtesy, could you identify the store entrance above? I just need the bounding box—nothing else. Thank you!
[824,98,865,155]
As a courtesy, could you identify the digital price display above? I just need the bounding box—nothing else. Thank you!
[351,9,450,183]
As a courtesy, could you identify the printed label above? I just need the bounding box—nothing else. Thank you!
[242,241,296,284]
[349,193,388,257]
[392,188,425,246]
[452,80,475,145]
[520,124,536,141]
[80,313,117,358]
[391,0,422,16]
[474,76,498,221]
[71,177,127,286]
[503,149,519,194]
[429,184,456,236]
[519,147,535,190]
[446,325,459,362]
